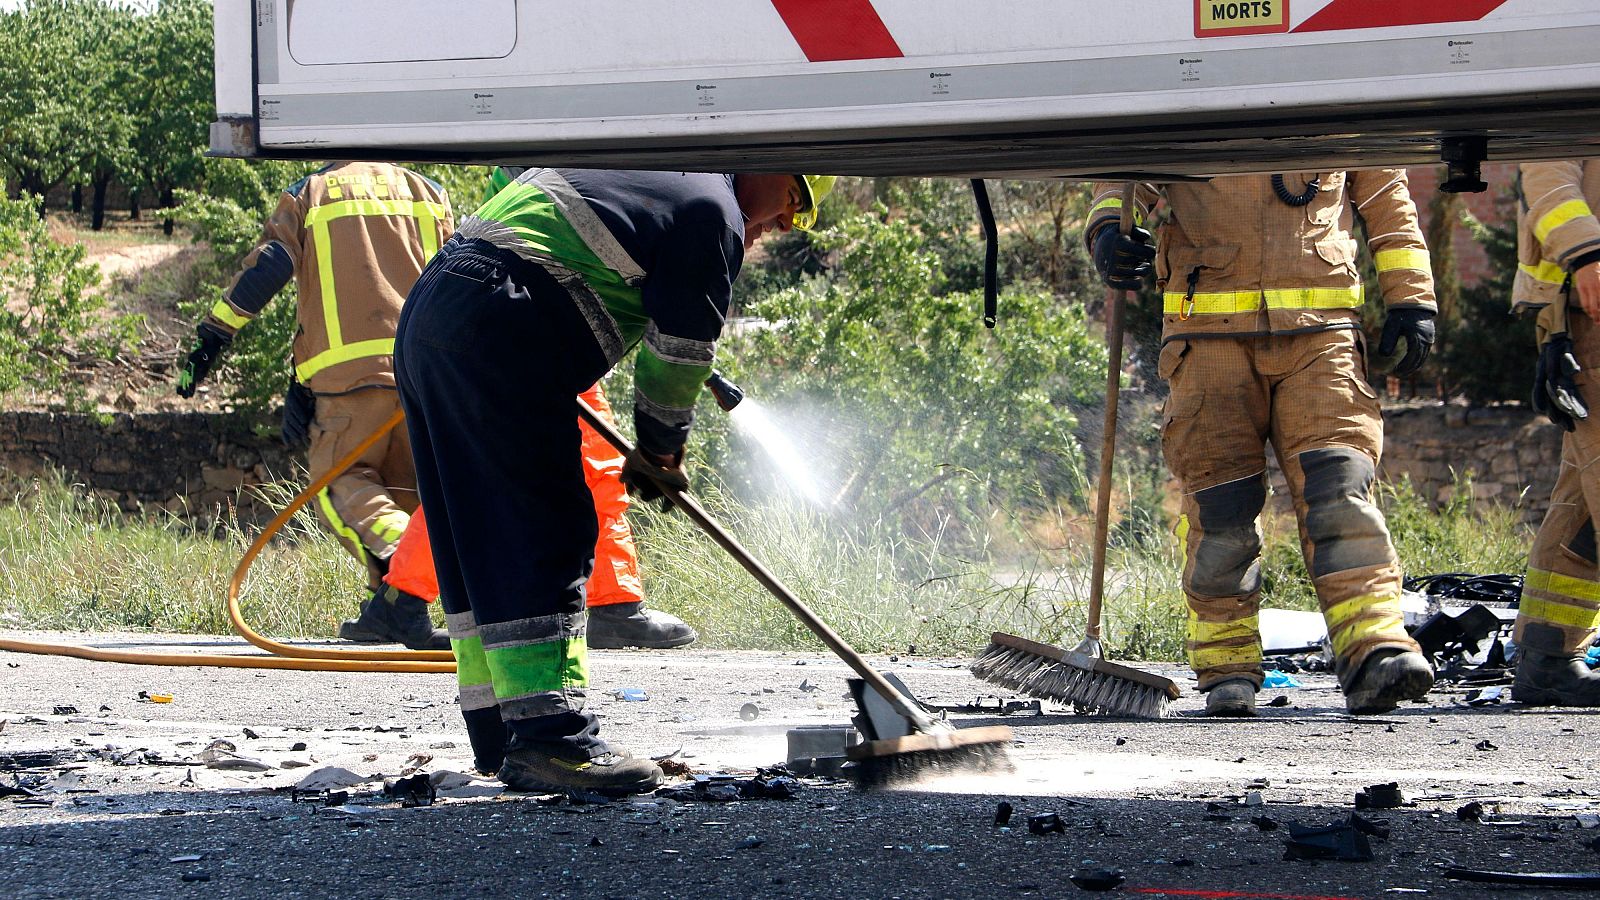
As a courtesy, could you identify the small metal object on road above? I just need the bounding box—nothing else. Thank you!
[735,836,765,850]
[384,772,436,807]
[52,706,78,715]
[994,801,1014,827]
[1027,812,1065,835]
[738,703,759,721]
[1576,813,1600,829]
[1068,867,1125,892]
[1445,867,1600,888]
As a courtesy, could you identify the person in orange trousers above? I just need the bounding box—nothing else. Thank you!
[381,382,697,651]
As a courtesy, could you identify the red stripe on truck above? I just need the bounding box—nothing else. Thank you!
[1293,0,1510,32]
[770,0,903,61]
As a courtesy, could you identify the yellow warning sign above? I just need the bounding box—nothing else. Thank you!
[1195,0,1289,37]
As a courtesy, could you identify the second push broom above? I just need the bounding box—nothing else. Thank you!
[971,183,1180,718]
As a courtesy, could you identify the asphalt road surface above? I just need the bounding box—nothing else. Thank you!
[1,632,1596,899]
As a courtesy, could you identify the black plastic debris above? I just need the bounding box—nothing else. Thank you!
[51,706,78,716]
[1268,695,1291,708]
[0,751,71,770]
[180,872,210,883]
[1027,813,1066,835]
[735,836,765,850]
[385,773,436,807]
[290,789,349,807]
[1464,687,1504,706]
[654,768,799,803]
[1457,801,1485,822]
[290,742,307,752]
[1475,739,1498,752]
[1445,867,1600,888]
[1002,699,1042,716]
[1349,813,1390,840]
[1284,820,1374,862]
[1354,783,1404,809]
[1068,868,1125,891]
[995,801,1014,827]
[1251,815,1279,832]
[1411,605,1504,659]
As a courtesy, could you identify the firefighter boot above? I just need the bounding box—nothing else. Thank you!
[1343,648,1434,714]
[1513,624,1600,706]
[587,601,697,650]
[338,585,450,651]
[1203,678,1258,717]
[499,740,664,796]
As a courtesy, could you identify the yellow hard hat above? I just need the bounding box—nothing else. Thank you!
[793,175,837,231]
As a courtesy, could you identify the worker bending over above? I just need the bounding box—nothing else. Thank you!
[396,168,833,793]
[1509,160,1600,706]
[1086,171,1437,716]
[176,161,452,651]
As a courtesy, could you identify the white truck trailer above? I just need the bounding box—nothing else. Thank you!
[212,0,1600,180]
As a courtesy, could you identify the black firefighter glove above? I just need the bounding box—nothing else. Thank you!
[281,377,316,449]
[176,324,232,398]
[619,446,688,512]
[1533,334,1589,432]
[1377,307,1436,376]
[1091,223,1156,291]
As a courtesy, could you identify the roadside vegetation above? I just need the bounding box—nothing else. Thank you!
[0,1,1542,660]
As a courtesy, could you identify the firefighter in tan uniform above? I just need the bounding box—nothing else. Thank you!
[1086,171,1437,716]
[1508,161,1600,706]
[176,161,452,650]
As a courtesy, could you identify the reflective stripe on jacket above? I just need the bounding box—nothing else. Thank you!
[1514,161,1600,314]
[1086,172,1435,341]
[204,162,454,392]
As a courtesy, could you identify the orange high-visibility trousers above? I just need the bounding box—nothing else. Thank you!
[384,382,644,607]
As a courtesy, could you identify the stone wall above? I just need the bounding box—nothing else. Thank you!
[0,411,297,522]
[1377,404,1562,524]
[0,405,1567,527]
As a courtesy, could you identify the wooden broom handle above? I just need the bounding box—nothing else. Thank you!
[1086,182,1135,641]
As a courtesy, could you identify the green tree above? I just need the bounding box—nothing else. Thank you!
[0,194,139,405]
[0,0,133,211]
[125,0,214,235]
[726,209,1104,538]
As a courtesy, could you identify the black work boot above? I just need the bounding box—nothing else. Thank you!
[499,740,663,796]
[1202,678,1258,717]
[587,602,697,650]
[1343,648,1434,714]
[1514,647,1600,706]
[338,585,450,651]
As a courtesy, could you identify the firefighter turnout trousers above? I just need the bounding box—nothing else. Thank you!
[1161,329,1421,691]
[1518,313,1600,657]
[396,238,613,758]
[306,386,417,589]
[382,382,645,609]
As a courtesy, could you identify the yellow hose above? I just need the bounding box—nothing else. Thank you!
[0,408,456,673]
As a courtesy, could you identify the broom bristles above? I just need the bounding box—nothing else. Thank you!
[844,726,1015,789]
[971,635,1178,719]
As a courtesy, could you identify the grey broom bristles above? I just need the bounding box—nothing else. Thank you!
[972,632,1180,719]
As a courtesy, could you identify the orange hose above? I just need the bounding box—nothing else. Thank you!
[224,408,451,663]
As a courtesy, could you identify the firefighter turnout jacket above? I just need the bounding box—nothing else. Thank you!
[1086,171,1436,340]
[1515,160,1600,318]
[204,162,454,393]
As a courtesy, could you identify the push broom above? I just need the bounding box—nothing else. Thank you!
[971,183,1180,718]
[576,398,1013,787]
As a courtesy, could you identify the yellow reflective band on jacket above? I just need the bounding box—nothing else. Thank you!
[1374,248,1430,273]
[317,487,369,567]
[1534,199,1597,243]
[1163,286,1364,316]
[209,300,250,330]
[1520,259,1569,287]
[1525,566,1600,605]
[1089,196,1145,227]
[371,511,409,547]
[1519,593,1600,630]
[295,339,397,383]
[299,197,447,383]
